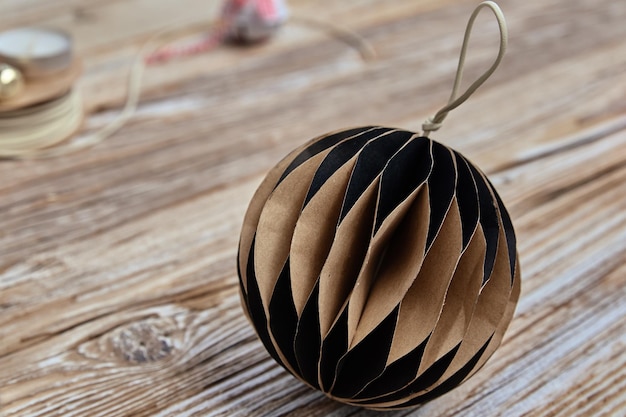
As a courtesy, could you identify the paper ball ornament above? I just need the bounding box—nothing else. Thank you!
[237,126,521,409]
[237,1,519,409]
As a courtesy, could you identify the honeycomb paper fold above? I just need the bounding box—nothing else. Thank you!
[238,126,520,409]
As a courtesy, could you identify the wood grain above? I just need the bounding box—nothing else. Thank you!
[1,0,625,416]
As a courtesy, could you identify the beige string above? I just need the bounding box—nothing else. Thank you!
[290,14,376,61]
[422,1,507,137]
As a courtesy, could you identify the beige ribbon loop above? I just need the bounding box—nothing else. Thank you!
[422,1,508,137]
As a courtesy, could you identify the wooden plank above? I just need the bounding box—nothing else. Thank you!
[1,0,625,415]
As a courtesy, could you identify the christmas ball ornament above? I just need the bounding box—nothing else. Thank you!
[223,0,289,43]
[237,2,520,409]
[0,64,24,100]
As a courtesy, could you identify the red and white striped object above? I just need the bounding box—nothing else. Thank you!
[146,0,288,64]
[224,0,289,42]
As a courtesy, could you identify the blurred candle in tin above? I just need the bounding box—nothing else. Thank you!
[0,27,73,78]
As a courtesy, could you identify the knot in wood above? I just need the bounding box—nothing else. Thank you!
[111,319,176,364]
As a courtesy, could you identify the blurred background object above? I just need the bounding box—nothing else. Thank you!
[0,64,24,99]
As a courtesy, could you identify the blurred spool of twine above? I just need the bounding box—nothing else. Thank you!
[0,90,82,158]
[0,0,375,160]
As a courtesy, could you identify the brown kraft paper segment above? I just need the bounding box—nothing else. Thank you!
[254,152,329,311]
[387,196,463,364]
[348,183,427,348]
[238,142,309,290]
[458,259,521,386]
[318,180,380,337]
[290,155,358,315]
[418,224,486,372]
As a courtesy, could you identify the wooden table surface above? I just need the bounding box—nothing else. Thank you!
[1,0,625,416]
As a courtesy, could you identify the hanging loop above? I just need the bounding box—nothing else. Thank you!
[422,1,508,137]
